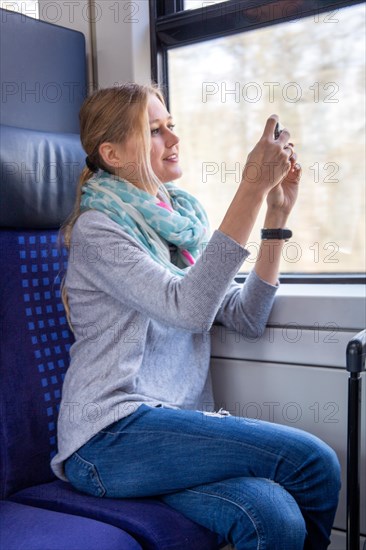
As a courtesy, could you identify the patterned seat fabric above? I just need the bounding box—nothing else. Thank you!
[0,229,73,497]
[0,228,222,549]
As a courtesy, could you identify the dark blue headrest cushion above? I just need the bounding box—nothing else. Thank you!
[0,124,85,228]
[0,8,86,133]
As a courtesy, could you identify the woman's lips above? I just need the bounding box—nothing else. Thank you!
[163,154,179,162]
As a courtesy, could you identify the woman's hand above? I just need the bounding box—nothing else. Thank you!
[265,153,301,226]
[241,115,294,195]
[218,115,300,248]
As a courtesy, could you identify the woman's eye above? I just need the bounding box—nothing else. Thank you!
[151,124,175,136]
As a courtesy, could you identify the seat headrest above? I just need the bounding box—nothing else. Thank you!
[0,125,85,228]
[0,7,86,133]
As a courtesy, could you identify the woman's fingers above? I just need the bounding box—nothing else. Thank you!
[290,152,298,166]
[261,115,278,139]
[261,115,294,146]
[284,145,295,158]
[286,161,302,180]
[293,162,302,174]
[277,128,290,144]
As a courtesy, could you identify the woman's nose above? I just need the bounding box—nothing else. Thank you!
[166,128,179,147]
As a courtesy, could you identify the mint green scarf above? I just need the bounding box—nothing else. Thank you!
[80,171,210,277]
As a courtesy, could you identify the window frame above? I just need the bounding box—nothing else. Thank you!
[149,0,366,284]
[235,274,366,285]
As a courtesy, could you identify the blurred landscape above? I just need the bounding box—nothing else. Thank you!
[169,3,365,273]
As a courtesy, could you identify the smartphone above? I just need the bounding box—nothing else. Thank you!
[274,122,283,140]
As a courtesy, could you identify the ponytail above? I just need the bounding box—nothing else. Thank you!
[60,166,93,331]
[62,166,93,249]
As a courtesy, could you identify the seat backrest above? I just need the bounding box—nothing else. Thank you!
[0,7,86,133]
[0,8,86,498]
[0,228,74,497]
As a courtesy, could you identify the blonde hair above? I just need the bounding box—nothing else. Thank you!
[61,82,167,327]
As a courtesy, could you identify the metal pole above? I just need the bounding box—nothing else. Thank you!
[347,372,361,550]
[346,329,366,550]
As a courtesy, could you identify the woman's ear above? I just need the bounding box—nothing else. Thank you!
[98,142,122,170]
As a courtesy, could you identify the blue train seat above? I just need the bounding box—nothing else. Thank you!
[0,8,221,549]
[0,501,143,550]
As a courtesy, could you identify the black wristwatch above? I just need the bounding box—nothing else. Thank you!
[261,228,292,241]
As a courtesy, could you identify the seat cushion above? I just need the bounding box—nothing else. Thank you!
[0,500,142,550]
[10,480,221,550]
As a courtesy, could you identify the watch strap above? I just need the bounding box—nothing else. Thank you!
[261,228,292,241]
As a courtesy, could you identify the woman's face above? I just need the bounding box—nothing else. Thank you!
[148,94,182,183]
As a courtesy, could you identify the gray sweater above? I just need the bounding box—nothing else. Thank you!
[51,210,278,481]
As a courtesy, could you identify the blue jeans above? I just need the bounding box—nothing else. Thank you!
[65,404,341,550]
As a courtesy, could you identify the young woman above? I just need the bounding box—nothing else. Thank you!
[51,83,340,550]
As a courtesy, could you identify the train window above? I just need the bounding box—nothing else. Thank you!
[184,0,231,10]
[0,0,38,18]
[153,1,365,277]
